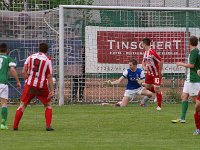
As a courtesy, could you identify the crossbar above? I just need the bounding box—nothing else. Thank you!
[60,5,200,11]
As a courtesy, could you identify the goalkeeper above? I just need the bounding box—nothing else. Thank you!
[105,58,153,107]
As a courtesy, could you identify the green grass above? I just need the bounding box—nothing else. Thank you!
[0,104,200,150]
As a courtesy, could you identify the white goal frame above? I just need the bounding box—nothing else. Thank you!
[59,5,200,106]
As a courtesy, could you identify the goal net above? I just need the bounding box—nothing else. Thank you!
[0,5,60,104]
[58,5,200,105]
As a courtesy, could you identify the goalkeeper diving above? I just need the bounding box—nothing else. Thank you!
[104,58,153,107]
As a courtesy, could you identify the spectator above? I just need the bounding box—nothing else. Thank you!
[72,46,85,102]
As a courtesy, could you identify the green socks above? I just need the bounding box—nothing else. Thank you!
[1,107,8,125]
[181,101,188,120]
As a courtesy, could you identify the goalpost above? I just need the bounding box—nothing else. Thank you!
[58,5,200,106]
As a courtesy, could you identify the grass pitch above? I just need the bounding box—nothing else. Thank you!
[0,104,200,150]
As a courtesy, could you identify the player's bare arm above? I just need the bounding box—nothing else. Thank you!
[136,78,145,86]
[142,60,147,71]
[176,62,194,68]
[105,76,124,86]
[158,60,163,77]
[10,67,21,89]
[22,65,28,79]
[197,70,200,76]
[47,74,54,99]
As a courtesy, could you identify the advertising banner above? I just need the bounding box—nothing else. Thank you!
[85,26,187,73]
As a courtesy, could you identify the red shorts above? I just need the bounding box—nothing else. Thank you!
[145,73,162,86]
[21,84,50,105]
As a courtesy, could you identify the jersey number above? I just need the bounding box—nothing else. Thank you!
[0,58,3,69]
[32,59,41,72]
[154,78,160,84]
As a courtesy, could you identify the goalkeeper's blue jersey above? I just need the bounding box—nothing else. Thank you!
[122,68,145,90]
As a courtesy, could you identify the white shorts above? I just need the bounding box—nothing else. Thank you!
[124,87,145,99]
[0,84,8,99]
[183,81,200,96]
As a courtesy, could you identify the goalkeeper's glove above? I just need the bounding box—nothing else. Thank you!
[136,78,143,85]
[104,80,112,86]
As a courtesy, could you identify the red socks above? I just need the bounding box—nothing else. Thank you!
[156,92,162,108]
[45,108,52,128]
[13,107,24,129]
[149,86,162,108]
[194,111,200,130]
[13,107,53,129]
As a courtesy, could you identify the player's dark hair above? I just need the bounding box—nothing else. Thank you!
[129,58,137,65]
[0,43,8,53]
[189,36,198,46]
[142,38,151,46]
[39,43,48,53]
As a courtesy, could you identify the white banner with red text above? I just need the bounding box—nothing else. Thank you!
[85,26,192,74]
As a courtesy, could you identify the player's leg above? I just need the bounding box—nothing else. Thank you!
[13,102,28,130]
[171,81,190,123]
[0,84,9,129]
[171,92,189,123]
[140,96,148,107]
[145,77,162,105]
[139,87,153,107]
[191,83,200,132]
[121,96,131,107]
[193,94,200,135]
[154,85,162,110]
[177,81,200,123]
[180,93,190,122]
[143,74,157,102]
[72,76,78,102]
[79,76,85,100]
[115,90,132,107]
[0,98,8,129]
[144,74,154,92]
[13,85,33,130]
[37,87,54,131]
[115,97,130,107]
[153,76,162,110]
[43,102,54,131]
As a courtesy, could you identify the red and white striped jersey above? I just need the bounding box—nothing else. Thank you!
[24,52,52,88]
[143,48,161,76]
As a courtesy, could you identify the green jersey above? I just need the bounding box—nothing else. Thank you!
[186,48,200,82]
[0,54,16,84]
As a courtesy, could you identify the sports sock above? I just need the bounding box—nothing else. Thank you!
[156,92,162,107]
[181,101,188,120]
[1,107,8,125]
[45,108,52,128]
[194,111,200,129]
[140,96,148,104]
[13,107,24,129]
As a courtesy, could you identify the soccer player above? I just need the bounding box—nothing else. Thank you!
[193,69,200,135]
[172,36,200,124]
[0,43,21,130]
[141,38,163,111]
[13,43,54,131]
[105,58,153,107]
